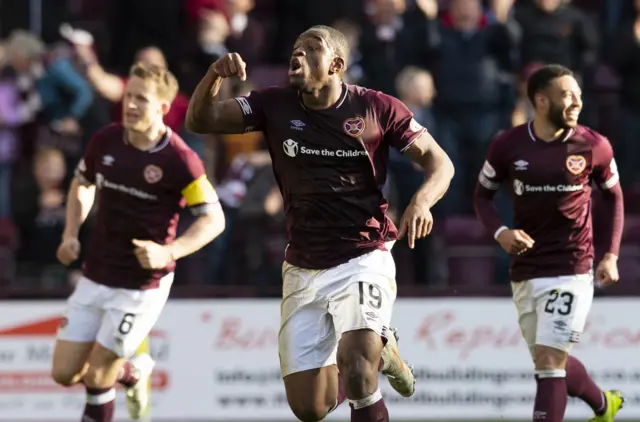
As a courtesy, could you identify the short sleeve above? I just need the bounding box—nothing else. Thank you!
[74,133,102,185]
[177,149,220,215]
[477,134,509,191]
[233,90,266,133]
[592,137,620,190]
[377,93,427,152]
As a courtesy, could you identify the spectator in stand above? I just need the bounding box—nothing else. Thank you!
[6,30,92,139]
[235,156,286,285]
[411,0,519,215]
[180,9,231,96]
[359,0,415,95]
[610,0,640,188]
[6,30,93,169]
[390,65,438,284]
[73,42,190,133]
[332,19,366,85]
[187,0,268,65]
[186,0,225,25]
[0,41,40,218]
[106,0,187,74]
[396,66,437,130]
[511,62,543,126]
[514,0,598,73]
[12,147,71,288]
[224,0,268,68]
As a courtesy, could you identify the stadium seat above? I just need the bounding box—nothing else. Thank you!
[0,246,15,284]
[443,217,497,286]
[618,245,640,284]
[0,219,16,247]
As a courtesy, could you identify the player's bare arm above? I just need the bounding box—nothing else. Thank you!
[132,209,224,269]
[133,177,226,270]
[57,176,96,265]
[185,53,248,134]
[398,131,455,248]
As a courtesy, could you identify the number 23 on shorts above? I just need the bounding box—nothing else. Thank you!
[543,290,575,316]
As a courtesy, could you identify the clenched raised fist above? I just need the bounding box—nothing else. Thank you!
[210,53,247,81]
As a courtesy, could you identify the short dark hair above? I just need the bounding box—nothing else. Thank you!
[304,25,351,68]
[526,64,574,106]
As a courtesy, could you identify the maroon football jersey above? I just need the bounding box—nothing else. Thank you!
[75,124,215,289]
[477,122,620,282]
[234,84,427,269]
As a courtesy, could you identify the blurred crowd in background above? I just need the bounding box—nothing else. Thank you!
[1,0,640,294]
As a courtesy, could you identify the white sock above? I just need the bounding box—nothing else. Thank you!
[86,387,116,405]
[348,389,383,410]
[535,369,566,379]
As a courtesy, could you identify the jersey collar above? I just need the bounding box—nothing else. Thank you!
[527,121,573,143]
[298,83,348,111]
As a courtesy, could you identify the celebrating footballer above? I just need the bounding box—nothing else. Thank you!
[53,63,224,422]
[186,25,454,422]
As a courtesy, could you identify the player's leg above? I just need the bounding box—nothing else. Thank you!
[88,275,172,421]
[283,366,344,422]
[566,355,624,422]
[82,342,125,422]
[560,276,624,421]
[512,279,567,422]
[280,264,345,421]
[532,275,597,422]
[513,276,623,422]
[51,278,105,386]
[337,329,388,422]
[329,249,398,422]
[363,244,414,397]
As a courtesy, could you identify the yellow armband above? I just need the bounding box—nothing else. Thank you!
[181,175,218,206]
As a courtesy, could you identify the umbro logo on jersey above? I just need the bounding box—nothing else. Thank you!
[514,160,528,171]
[102,155,115,166]
[290,120,305,131]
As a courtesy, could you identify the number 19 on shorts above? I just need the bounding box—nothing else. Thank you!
[358,281,382,309]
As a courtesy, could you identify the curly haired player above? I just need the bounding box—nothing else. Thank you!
[474,64,625,422]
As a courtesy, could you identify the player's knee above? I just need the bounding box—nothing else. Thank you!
[51,366,81,387]
[337,352,379,397]
[82,365,113,388]
[341,358,377,397]
[337,330,382,396]
[534,344,568,371]
[289,403,330,422]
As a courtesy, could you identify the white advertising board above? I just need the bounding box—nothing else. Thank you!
[0,298,637,420]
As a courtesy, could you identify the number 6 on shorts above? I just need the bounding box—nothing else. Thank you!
[118,313,136,335]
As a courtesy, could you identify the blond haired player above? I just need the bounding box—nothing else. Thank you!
[53,63,224,422]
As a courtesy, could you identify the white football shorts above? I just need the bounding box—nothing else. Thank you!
[278,243,397,377]
[511,273,594,357]
[57,274,173,358]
